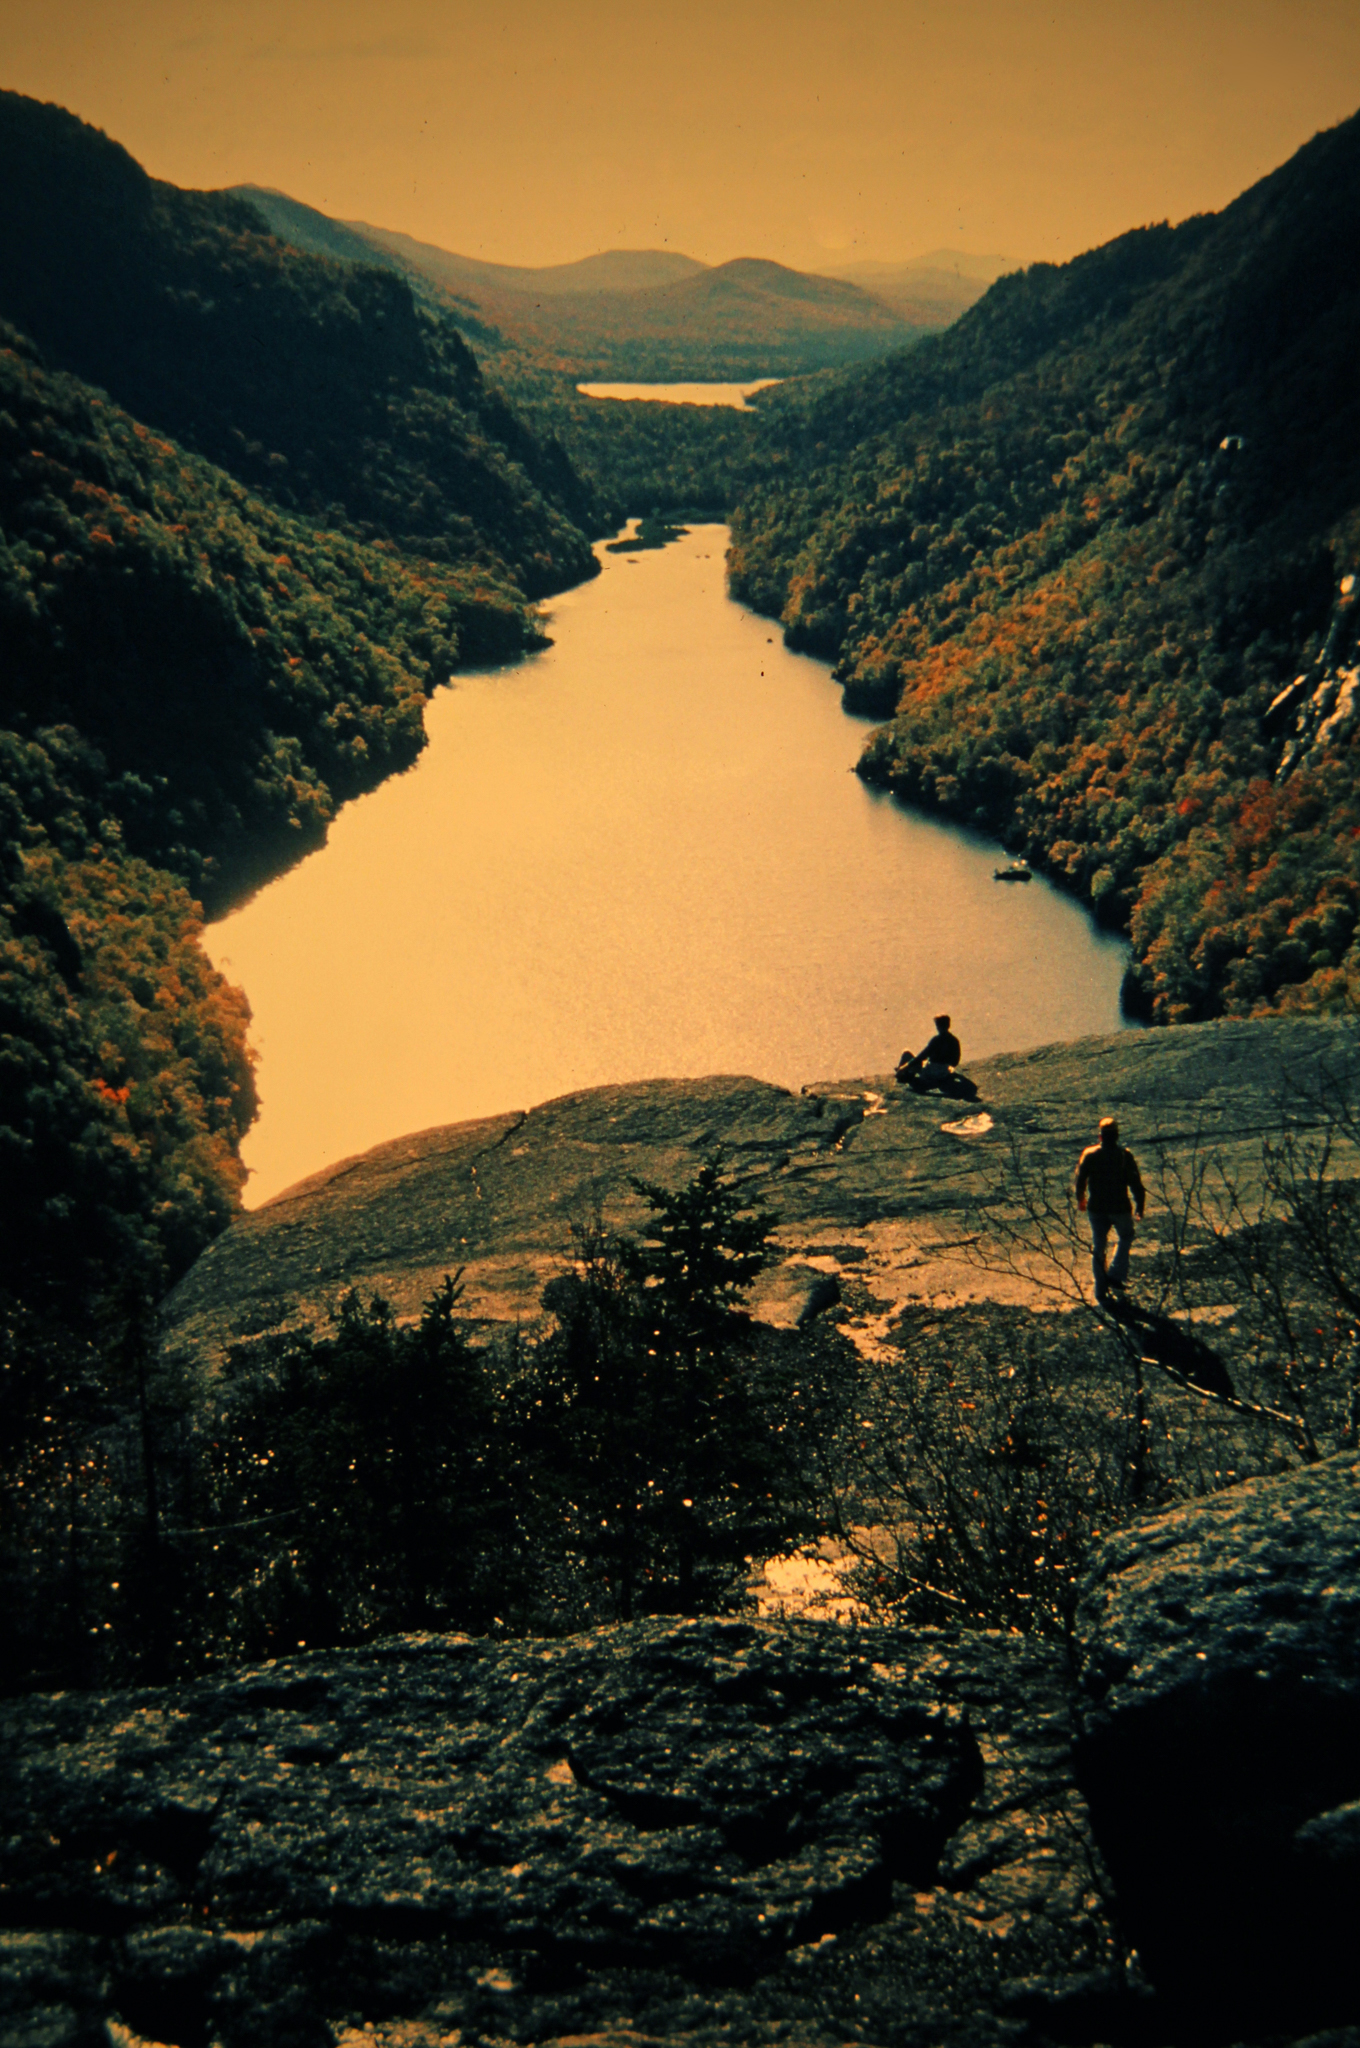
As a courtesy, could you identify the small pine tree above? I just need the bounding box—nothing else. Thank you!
[524,1156,785,1621]
[622,1152,774,1346]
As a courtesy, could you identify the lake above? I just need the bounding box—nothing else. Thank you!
[207,526,1129,1206]
[576,380,780,409]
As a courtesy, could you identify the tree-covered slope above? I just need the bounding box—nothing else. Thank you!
[0,312,554,1330]
[729,110,1360,1023]
[0,92,599,594]
[0,91,620,1343]
[225,186,512,353]
[0,324,540,909]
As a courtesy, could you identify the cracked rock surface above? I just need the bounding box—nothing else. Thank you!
[8,1474,1360,2044]
[1073,1451,1360,2038]
[163,1017,1353,1368]
[0,1620,1129,2048]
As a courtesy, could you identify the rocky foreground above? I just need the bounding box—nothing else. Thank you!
[2,1452,1357,2048]
[6,1018,1360,2046]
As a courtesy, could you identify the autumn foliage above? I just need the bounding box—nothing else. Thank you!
[730,111,1360,1022]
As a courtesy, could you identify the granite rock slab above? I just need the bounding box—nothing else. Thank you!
[1073,1450,1360,2033]
[0,1622,1133,2048]
[162,1017,1357,1371]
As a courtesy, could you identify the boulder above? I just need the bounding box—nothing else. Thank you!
[1073,1452,1360,2034]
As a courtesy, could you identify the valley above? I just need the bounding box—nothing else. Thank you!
[1,58,1359,2048]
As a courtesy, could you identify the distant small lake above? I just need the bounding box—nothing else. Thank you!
[208,526,1129,1206]
[576,380,781,409]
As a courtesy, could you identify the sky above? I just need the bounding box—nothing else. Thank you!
[4,1,1360,273]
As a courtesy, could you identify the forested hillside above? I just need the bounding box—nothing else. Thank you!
[0,321,552,1314]
[0,96,606,1391]
[0,93,600,593]
[0,326,538,907]
[730,111,1360,1022]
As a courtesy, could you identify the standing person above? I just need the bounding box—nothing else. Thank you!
[1075,1117,1146,1304]
[896,1013,961,1091]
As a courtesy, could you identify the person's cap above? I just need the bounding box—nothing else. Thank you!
[934,1013,951,1028]
[1099,1116,1119,1137]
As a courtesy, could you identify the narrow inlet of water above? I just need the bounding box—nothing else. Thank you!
[575,380,780,408]
[207,526,1128,1205]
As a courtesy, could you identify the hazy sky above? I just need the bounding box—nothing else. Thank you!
[5,1,1360,271]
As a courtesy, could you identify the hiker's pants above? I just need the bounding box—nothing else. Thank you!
[1089,1209,1134,1293]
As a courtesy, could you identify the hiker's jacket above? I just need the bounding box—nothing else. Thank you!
[1075,1142,1145,1216]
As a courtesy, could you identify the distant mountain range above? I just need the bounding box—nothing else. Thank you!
[233,185,996,378]
[823,250,1016,325]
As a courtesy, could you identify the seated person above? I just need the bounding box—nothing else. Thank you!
[896,1013,963,1092]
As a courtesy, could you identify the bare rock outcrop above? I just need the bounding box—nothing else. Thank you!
[1271,571,1359,778]
[162,1016,1354,1370]
[1073,1451,1360,2035]
[0,1621,1130,2048]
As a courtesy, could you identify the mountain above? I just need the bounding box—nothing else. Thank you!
[221,184,398,275]
[529,256,916,378]
[0,93,600,595]
[730,110,1360,1025]
[233,188,926,379]
[336,220,708,300]
[474,250,924,379]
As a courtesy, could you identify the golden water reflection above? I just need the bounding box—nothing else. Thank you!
[207,527,1129,1206]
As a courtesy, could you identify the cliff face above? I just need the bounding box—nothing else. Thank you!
[163,1014,1352,1367]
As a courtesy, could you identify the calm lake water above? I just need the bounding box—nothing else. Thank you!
[576,380,780,409]
[208,526,1128,1206]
